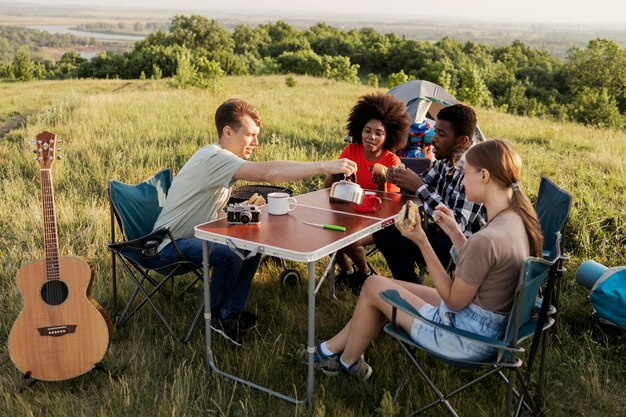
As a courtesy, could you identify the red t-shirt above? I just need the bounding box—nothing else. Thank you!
[339,143,400,192]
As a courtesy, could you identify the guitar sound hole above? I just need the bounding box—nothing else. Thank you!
[41,280,69,306]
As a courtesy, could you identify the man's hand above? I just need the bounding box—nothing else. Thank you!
[323,158,357,176]
[387,166,424,193]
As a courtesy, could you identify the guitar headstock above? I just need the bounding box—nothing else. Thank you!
[33,131,61,169]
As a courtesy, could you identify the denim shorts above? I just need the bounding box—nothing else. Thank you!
[410,301,508,361]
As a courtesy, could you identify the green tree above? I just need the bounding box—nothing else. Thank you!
[232,25,270,58]
[275,50,323,76]
[388,69,408,89]
[564,39,626,113]
[456,62,493,107]
[169,15,234,53]
[55,51,85,79]
[13,46,34,81]
[170,47,196,87]
[0,62,13,79]
[572,87,624,128]
[367,73,380,88]
[322,55,359,83]
[151,64,162,80]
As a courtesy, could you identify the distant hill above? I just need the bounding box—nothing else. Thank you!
[1,3,625,59]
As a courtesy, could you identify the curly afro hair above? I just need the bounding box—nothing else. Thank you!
[346,92,411,152]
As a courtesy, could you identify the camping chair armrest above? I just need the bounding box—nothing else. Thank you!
[380,289,522,352]
[107,228,169,251]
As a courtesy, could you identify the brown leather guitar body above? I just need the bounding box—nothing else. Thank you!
[8,131,111,381]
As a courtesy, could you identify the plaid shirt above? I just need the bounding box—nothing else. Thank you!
[417,156,486,236]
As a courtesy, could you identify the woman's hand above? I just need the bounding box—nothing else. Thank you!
[371,168,387,189]
[396,206,428,245]
[433,205,461,237]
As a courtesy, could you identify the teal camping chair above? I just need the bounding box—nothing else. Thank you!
[534,176,572,319]
[381,255,555,417]
[108,168,202,341]
[520,176,571,409]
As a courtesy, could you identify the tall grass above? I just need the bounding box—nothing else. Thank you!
[0,75,624,417]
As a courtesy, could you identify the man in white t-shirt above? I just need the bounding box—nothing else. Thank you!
[150,99,357,345]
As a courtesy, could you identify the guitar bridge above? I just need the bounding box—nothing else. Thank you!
[37,325,77,337]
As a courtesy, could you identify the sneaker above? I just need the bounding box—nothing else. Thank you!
[228,311,258,332]
[210,316,243,346]
[347,271,371,294]
[341,356,373,380]
[334,269,351,290]
[297,341,341,376]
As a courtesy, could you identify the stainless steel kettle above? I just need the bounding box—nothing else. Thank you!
[329,180,365,204]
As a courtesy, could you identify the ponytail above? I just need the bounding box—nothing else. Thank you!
[510,185,543,258]
[465,140,543,258]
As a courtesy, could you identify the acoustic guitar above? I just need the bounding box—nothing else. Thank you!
[8,131,111,381]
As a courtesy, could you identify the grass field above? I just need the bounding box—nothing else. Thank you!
[0,75,625,417]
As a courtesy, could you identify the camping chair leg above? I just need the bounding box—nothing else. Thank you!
[184,300,204,344]
[122,269,180,323]
[552,272,562,335]
[496,369,535,416]
[535,329,550,409]
[505,368,517,417]
[112,251,118,317]
[116,258,183,322]
[115,260,177,338]
[110,201,117,316]
[392,361,412,403]
[179,270,203,297]
[398,342,460,417]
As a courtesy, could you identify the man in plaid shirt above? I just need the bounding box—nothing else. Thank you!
[373,104,486,284]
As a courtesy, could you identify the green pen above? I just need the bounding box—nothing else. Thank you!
[302,221,346,232]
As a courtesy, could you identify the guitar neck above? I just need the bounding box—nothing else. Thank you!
[40,168,60,281]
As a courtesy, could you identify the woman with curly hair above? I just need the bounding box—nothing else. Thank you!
[324,92,411,292]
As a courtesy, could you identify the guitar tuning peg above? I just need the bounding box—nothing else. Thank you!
[34,157,40,161]
[57,138,62,143]
[33,149,38,153]
[31,140,37,145]
[56,155,61,160]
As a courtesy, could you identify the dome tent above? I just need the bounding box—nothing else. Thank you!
[387,79,486,144]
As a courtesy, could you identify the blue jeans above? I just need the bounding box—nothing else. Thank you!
[150,238,261,320]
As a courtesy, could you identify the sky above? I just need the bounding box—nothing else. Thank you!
[5,0,626,25]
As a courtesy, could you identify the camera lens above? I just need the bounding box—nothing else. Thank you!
[240,211,252,224]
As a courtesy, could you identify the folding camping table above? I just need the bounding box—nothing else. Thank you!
[194,188,421,405]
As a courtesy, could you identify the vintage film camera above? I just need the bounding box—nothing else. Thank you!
[226,203,261,225]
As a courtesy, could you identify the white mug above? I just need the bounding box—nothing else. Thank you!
[267,192,297,215]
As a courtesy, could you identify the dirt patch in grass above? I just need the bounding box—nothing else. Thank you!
[0,113,30,138]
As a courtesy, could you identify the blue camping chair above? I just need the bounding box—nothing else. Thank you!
[520,176,571,409]
[534,176,572,322]
[108,168,202,341]
[381,255,556,417]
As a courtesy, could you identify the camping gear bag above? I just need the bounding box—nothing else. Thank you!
[576,261,626,332]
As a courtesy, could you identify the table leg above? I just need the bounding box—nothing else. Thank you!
[201,240,308,405]
[203,240,213,369]
[307,261,316,404]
